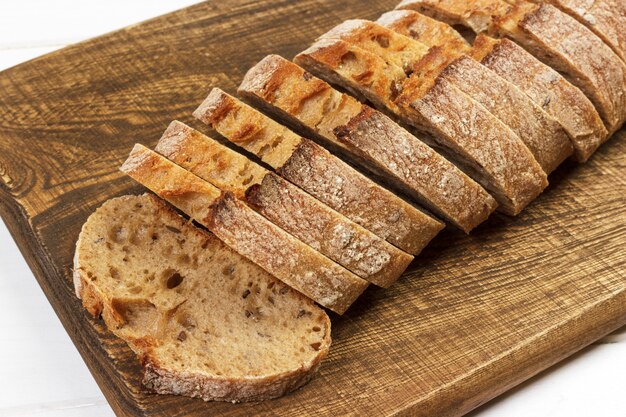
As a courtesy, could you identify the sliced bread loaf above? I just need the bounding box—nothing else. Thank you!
[120,145,368,314]
[73,193,331,402]
[194,88,444,254]
[154,121,413,287]
[379,10,608,162]
[528,0,626,63]
[294,36,547,215]
[396,0,626,133]
[317,19,573,174]
[235,57,496,232]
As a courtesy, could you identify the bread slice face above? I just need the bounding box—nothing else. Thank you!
[120,145,368,314]
[235,57,496,232]
[73,193,331,402]
[317,19,573,174]
[155,121,414,288]
[470,34,608,162]
[295,32,547,215]
[397,0,626,133]
[530,0,626,63]
[195,88,444,254]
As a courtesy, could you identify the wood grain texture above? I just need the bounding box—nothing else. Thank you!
[0,0,624,416]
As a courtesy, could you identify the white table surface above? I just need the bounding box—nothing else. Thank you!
[0,2,624,416]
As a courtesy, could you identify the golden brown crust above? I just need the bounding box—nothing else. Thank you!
[471,35,608,161]
[121,145,368,314]
[202,87,444,252]
[246,55,495,232]
[297,30,546,215]
[156,121,413,287]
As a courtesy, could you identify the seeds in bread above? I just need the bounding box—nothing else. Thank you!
[236,57,496,232]
[294,36,547,215]
[194,88,444,254]
[120,144,368,314]
[396,0,626,133]
[155,121,414,287]
[73,193,331,402]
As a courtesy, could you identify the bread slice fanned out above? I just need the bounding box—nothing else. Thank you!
[294,32,547,215]
[73,193,331,402]
[194,89,444,253]
[154,121,414,288]
[120,145,368,314]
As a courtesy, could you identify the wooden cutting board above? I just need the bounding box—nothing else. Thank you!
[0,0,624,416]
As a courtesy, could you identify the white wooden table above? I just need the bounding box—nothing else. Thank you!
[0,2,624,416]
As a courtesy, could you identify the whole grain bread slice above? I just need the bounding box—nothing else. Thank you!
[154,121,413,287]
[194,88,444,254]
[235,57,496,232]
[379,10,606,162]
[294,34,547,215]
[74,193,331,402]
[318,19,573,174]
[120,145,368,314]
[396,0,626,133]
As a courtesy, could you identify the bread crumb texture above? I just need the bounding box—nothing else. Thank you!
[74,194,331,402]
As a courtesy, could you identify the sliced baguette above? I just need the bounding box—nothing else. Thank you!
[154,121,413,288]
[380,10,606,162]
[396,0,626,133]
[528,0,626,63]
[120,145,368,314]
[319,19,573,174]
[194,88,444,254]
[73,193,331,402]
[235,57,496,232]
[294,35,547,215]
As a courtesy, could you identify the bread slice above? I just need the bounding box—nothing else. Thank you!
[470,34,608,162]
[154,121,413,288]
[194,88,444,254]
[120,145,368,314]
[380,10,607,162]
[235,57,496,233]
[396,0,626,133]
[73,193,331,402]
[294,34,547,215]
[530,0,625,63]
[319,19,573,174]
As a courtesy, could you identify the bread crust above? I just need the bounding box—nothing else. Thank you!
[238,56,496,232]
[74,194,331,402]
[398,0,626,133]
[196,88,444,253]
[296,34,547,214]
[120,145,368,314]
[156,121,414,287]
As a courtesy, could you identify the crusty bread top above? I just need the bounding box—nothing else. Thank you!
[155,121,269,199]
[535,0,626,62]
[154,121,414,287]
[239,56,496,232]
[121,145,369,314]
[194,88,304,169]
[197,87,444,253]
[73,193,331,402]
[378,10,471,53]
[470,34,608,162]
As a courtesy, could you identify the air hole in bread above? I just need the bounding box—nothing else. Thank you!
[258,143,271,157]
[109,267,120,280]
[271,136,283,149]
[166,225,181,234]
[373,34,390,48]
[242,174,255,186]
[340,51,357,67]
[312,326,321,332]
[222,265,235,276]
[151,233,159,241]
[242,289,251,299]
[177,254,191,264]
[108,226,127,244]
[310,342,321,351]
[166,272,184,289]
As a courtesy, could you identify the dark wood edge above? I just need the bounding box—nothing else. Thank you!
[0,183,142,417]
